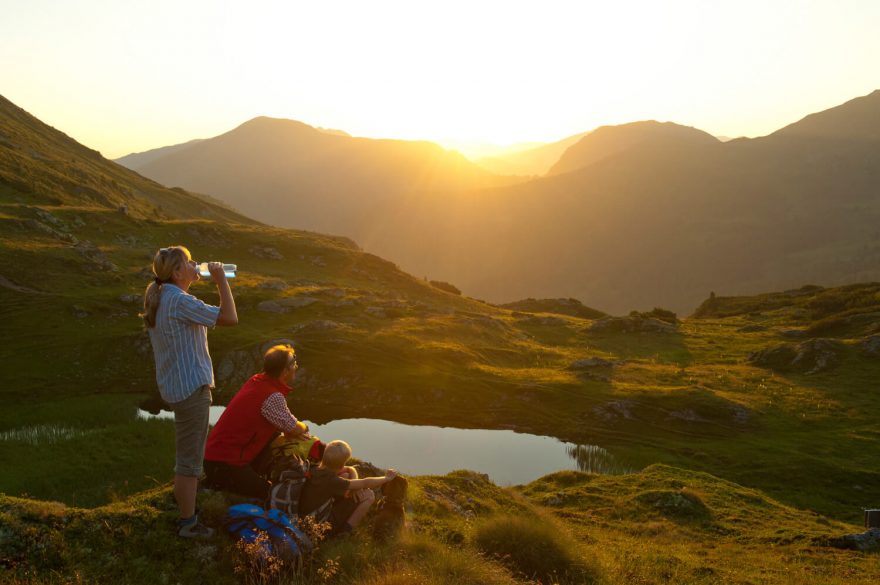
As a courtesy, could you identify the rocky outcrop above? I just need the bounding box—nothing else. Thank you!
[568,357,619,382]
[589,316,676,334]
[827,528,880,551]
[520,315,568,326]
[592,400,636,422]
[748,339,844,374]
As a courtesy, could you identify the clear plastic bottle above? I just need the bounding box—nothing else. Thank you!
[198,262,237,278]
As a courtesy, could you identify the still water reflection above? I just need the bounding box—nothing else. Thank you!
[137,408,632,485]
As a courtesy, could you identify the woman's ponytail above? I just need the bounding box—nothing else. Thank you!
[140,246,191,329]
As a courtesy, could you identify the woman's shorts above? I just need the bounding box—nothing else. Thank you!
[169,384,213,476]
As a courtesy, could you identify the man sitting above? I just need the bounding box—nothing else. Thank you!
[298,440,398,536]
[203,344,309,499]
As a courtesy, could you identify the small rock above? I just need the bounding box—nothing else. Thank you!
[300,320,342,331]
[737,324,766,333]
[249,246,284,260]
[118,294,143,304]
[258,280,288,290]
[257,300,288,313]
[861,335,880,356]
[667,409,710,423]
[779,329,807,339]
[278,296,319,308]
[365,306,386,318]
[569,357,617,370]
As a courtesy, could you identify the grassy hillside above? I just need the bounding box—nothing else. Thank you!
[2,465,876,584]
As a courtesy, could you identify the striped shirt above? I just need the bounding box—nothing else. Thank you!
[148,283,221,404]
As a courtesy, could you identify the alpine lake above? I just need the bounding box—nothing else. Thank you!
[137,406,633,485]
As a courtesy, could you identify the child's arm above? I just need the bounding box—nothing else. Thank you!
[346,469,398,491]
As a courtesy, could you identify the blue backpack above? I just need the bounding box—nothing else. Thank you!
[225,504,314,563]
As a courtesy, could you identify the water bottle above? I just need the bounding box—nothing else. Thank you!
[198,262,237,278]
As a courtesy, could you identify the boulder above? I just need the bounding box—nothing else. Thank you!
[747,344,798,370]
[790,339,843,373]
[592,400,636,422]
[294,320,343,332]
[828,528,880,552]
[861,335,880,356]
[748,338,844,374]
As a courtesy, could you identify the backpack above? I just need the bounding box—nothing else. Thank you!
[266,455,335,524]
[225,503,313,564]
[267,455,310,519]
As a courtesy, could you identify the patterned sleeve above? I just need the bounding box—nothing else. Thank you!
[174,293,221,327]
[260,392,299,433]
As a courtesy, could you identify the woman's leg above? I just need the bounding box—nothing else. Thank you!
[170,386,213,519]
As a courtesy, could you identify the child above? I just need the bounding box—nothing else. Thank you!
[298,440,397,535]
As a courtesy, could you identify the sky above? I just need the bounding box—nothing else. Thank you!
[2,0,879,159]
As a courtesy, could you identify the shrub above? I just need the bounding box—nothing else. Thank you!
[473,515,597,584]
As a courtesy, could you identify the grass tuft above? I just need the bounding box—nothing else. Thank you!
[472,514,599,584]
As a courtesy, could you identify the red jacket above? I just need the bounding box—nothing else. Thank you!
[204,373,291,466]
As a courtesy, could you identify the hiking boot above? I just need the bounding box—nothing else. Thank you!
[178,515,215,539]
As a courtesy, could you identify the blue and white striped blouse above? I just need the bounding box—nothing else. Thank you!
[148,284,221,404]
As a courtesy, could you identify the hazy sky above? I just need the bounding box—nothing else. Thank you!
[2,0,879,158]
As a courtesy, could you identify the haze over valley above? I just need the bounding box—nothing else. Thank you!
[119,91,880,314]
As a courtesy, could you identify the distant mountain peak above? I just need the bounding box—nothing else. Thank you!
[547,120,718,176]
[771,89,880,142]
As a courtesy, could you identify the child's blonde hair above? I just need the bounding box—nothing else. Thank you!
[322,440,352,470]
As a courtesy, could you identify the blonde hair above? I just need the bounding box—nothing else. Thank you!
[322,440,352,470]
[141,245,192,328]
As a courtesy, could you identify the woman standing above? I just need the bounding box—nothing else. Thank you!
[142,246,238,538]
